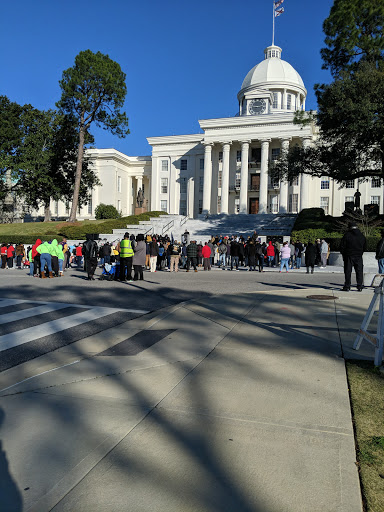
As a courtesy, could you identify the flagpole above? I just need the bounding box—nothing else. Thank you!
[272,0,275,46]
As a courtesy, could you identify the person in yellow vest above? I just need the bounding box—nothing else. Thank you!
[116,232,134,282]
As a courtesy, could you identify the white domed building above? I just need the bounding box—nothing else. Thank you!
[35,44,383,220]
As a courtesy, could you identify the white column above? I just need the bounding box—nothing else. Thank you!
[279,137,291,213]
[300,137,312,211]
[259,139,271,214]
[239,140,251,214]
[221,141,232,214]
[202,143,213,215]
[187,177,194,217]
[127,176,132,214]
[283,88,287,110]
[136,175,143,191]
[150,157,159,211]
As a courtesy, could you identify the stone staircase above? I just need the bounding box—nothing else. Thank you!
[99,213,297,243]
[182,214,297,241]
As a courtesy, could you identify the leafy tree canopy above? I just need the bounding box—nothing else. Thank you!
[271,2,384,186]
[321,0,384,77]
[57,49,129,221]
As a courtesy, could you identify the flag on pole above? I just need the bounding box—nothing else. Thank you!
[274,0,284,8]
[275,7,284,17]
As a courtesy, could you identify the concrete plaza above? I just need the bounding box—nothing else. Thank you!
[0,267,377,511]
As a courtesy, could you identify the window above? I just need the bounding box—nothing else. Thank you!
[320,196,329,215]
[236,150,241,162]
[117,176,122,193]
[180,178,187,194]
[160,200,168,212]
[65,201,70,214]
[54,201,58,215]
[88,195,92,215]
[289,193,298,213]
[200,158,204,170]
[345,180,355,188]
[273,92,278,109]
[217,197,221,214]
[271,178,279,189]
[291,177,299,186]
[218,170,222,188]
[161,160,168,172]
[161,178,168,194]
[345,196,354,203]
[251,148,261,163]
[372,178,381,188]
[321,177,330,189]
[117,200,121,212]
[179,199,187,215]
[272,50,276,57]
[199,176,204,192]
[371,196,380,205]
[199,199,203,214]
[270,195,279,213]
[287,94,292,110]
[271,148,280,161]
[180,159,187,171]
[234,197,240,213]
[235,172,241,189]
[218,152,223,163]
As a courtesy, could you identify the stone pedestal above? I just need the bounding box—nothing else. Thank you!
[134,207,146,215]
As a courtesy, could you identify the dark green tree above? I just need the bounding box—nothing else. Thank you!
[57,50,129,222]
[0,96,23,204]
[271,2,384,186]
[15,108,99,221]
[321,0,384,77]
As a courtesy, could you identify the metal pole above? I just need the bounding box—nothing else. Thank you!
[272,0,275,46]
[375,290,384,366]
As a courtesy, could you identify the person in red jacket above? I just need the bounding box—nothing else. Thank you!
[7,244,15,268]
[266,241,275,267]
[1,244,7,269]
[202,242,212,271]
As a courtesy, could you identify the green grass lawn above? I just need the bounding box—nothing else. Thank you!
[346,360,384,512]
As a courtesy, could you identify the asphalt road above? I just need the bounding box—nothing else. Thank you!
[0,265,346,371]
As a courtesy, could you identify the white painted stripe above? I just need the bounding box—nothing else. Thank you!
[0,303,71,325]
[0,360,81,394]
[0,307,146,352]
[0,299,34,308]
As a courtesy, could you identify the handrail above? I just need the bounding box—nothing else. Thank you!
[180,215,189,227]
[144,226,154,236]
[162,219,174,236]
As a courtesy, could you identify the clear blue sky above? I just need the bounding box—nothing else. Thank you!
[1,0,334,156]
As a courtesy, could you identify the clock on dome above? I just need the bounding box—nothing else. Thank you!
[249,98,266,115]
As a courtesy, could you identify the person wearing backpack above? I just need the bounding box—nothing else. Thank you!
[83,235,99,280]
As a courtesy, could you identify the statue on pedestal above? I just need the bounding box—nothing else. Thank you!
[354,190,361,209]
[137,187,144,208]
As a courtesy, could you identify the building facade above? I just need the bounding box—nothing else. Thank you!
[32,44,384,220]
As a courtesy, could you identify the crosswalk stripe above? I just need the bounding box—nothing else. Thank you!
[0,307,130,352]
[0,303,79,325]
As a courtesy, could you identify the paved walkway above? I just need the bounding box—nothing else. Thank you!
[1,286,378,511]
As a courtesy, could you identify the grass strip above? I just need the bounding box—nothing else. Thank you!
[346,360,384,512]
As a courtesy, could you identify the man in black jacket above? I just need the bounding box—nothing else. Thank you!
[375,230,384,274]
[83,235,99,281]
[340,222,367,291]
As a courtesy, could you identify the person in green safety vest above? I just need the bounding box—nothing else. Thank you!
[117,232,134,282]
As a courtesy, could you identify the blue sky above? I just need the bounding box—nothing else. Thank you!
[1,0,334,156]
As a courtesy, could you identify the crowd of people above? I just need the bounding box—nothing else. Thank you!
[0,233,332,280]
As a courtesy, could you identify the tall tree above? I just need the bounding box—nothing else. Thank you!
[57,50,129,221]
[321,0,384,77]
[0,96,23,203]
[270,2,384,186]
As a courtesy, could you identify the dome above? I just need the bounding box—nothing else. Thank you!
[239,45,306,95]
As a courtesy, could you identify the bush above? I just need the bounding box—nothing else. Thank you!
[290,229,343,244]
[94,203,121,220]
[0,236,54,245]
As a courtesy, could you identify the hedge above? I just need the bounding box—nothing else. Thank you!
[0,211,167,243]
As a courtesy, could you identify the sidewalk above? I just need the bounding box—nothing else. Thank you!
[1,287,377,511]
